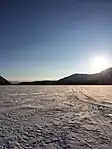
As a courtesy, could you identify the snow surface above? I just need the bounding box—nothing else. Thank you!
[0,85,112,149]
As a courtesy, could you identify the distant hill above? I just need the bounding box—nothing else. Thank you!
[0,76,11,85]
[10,81,20,84]
[58,67,112,85]
[18,80,57,85]
[15,67,112,85]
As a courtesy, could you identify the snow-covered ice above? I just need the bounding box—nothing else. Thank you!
[0,85,112,149]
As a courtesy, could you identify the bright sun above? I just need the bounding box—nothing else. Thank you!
[90,57,109,73]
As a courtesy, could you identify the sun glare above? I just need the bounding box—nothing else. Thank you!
[90,56,109,73]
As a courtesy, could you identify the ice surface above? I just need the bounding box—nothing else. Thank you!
[0,85,112,148]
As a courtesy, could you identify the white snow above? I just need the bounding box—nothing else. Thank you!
[0,85,112,148]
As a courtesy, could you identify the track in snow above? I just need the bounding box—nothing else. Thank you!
[0,85,112,149]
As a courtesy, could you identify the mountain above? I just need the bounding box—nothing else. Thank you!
[18,80,57,85]
[0,76,11,85]
[10,81,20,84]
[58,67,112,85]
[16,67,112,85]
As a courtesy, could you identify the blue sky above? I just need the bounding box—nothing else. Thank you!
[0,0,112,81]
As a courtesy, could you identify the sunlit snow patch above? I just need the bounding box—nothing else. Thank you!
[109,114,112,116]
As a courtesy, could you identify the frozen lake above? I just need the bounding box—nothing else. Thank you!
[0,85,112,148]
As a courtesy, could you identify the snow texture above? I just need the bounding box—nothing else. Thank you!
[0,85,112,149]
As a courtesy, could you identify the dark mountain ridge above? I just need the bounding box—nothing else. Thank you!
[18,80,57,85]
[17,67,112,85]
[0,76,11,85]
[58,67,112,85]
[1,67,112,85]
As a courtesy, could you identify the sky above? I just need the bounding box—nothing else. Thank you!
[0,0,112,81]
